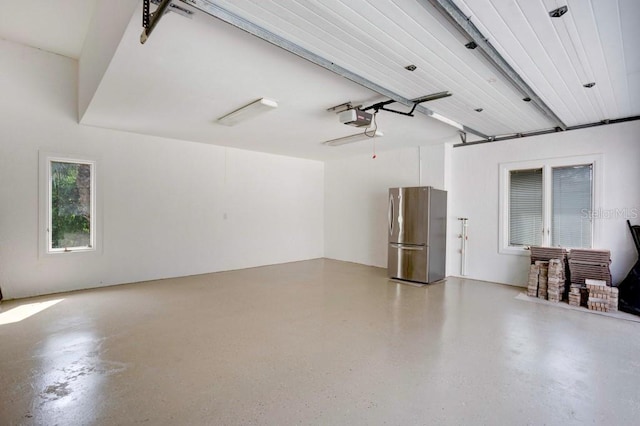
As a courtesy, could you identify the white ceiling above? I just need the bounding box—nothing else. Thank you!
[0,0,98,59]
[80,4,458,160]
[0,0,637,159]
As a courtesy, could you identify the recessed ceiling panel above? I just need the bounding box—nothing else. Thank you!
[80,4,459,160]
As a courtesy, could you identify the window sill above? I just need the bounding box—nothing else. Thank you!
[45,247,97,256]
[499,246,531,256]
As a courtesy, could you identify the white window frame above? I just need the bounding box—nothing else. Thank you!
[499,154,603,256]
[39,152,100,256]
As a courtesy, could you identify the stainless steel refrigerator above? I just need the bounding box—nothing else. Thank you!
[388,186,447,284]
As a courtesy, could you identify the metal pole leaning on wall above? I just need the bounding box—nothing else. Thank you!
[458,218,468,276]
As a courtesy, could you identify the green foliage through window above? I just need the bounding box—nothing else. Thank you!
[50,161,92,249]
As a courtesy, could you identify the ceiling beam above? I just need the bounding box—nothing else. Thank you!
[177,0,489,139]
[453,115,640,147]
[423,0,567,131]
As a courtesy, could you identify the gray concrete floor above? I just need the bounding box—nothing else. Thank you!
[1,259,639,425]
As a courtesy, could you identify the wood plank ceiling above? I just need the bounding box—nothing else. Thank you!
[185,0,639,139]
[455,0,639,127]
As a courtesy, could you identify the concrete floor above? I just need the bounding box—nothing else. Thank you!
[1,259,639,425]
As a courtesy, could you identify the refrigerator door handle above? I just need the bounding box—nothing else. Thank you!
[388,194,394,235]
[390,244,425,251]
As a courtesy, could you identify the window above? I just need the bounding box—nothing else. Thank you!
[41,155,96,254]
[509,168,543,247]
[551,165,593,248]
[499,155,602,255]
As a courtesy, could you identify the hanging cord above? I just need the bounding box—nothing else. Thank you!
[364,111,378,158]
[372,136,377,159]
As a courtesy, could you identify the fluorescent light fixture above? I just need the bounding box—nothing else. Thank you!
[217,98,278,126]
[430,112,464,131]
[323,130,383,146]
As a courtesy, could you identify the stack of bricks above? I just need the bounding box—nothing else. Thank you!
[568,281,587,306]
[528,247,569,301]
[536,261,549,300]
[527,264,540,297]
[568,287,586,307]
[586,279,619,312]
[547,259,565,302]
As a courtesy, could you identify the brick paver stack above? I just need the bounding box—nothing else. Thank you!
[586,279,619,312]
[528,247,569,301]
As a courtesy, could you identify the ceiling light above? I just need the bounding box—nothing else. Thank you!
[405,64,417,71]
[549,6,568,18]
[217,98,278,126]
[323,131,383,146]
[583,82,596,88]
[430,112,464,131]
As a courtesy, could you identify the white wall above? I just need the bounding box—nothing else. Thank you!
[419,142,453,191]
[0,39,324,299]
[449,121,640,286]
[324,122,640,287]
[78,0,138,120]
[324,143,454,268]
[5,34,638,300]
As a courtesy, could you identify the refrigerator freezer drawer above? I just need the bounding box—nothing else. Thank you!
[388,244,428,283]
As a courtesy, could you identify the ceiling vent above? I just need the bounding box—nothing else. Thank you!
[549,6,568,18]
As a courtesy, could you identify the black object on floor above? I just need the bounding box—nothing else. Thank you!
[618,220,640,316]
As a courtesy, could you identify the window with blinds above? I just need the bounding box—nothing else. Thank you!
[509,168,543,246]
[552,164,593,248]
[500,156,599,254]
